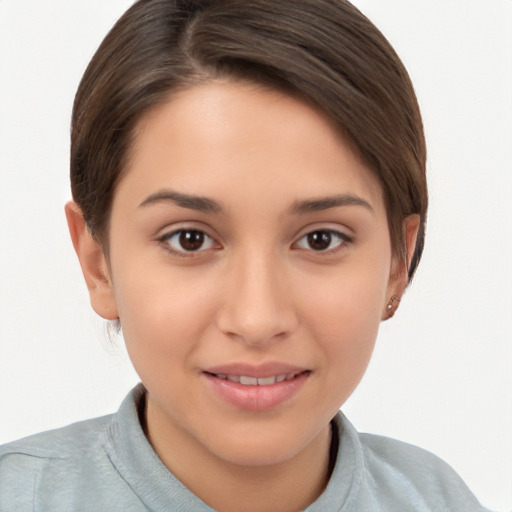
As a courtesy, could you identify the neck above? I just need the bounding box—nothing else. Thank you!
[144,397,334,512]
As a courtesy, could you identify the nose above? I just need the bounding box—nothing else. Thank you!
[216,249,299,346]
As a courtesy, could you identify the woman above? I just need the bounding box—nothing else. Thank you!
[0,1,500,510]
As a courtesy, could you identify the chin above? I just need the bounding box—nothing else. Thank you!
[214,440,302,467]
[201,419,326,468]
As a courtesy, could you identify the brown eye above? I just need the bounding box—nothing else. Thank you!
[295,230,350,252]
[307,231,332,251]
[179,230,205,251]
[163,229,215,253]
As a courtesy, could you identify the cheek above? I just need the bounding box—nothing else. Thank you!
[312,289,381,368]
[296,256,389,389]
[298,253,389,334]
[111,261,217,371]
[310,296,380,407]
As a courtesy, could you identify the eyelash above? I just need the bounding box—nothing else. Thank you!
[294,229,352,254]
[158,229,218,257]
[157,228,352,257]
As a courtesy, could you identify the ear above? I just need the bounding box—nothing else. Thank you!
[65,201,119,320]
[382,214,421,320]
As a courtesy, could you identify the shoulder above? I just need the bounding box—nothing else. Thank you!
[0,386,151,511]
[0,414,112,460]
[360,431,457,476]
[0,415,114,510]
[330,413,492,511]
[359,432,489,510]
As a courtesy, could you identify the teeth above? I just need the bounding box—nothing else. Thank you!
[239,376,258,385]
[257,376,277,385]
[215,373,301,386]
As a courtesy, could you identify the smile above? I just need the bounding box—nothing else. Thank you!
[208,372,304,386]
[202,367,311,411]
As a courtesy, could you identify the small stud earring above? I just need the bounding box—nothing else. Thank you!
[386,295,400,317]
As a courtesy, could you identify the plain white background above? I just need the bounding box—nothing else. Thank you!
[0,1,510,510]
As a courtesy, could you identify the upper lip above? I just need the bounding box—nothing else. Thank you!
[203,362,309,378]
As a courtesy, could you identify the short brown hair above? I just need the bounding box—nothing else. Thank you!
[71,0,427,279]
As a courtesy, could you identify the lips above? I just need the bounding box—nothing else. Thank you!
[201,363,310,411]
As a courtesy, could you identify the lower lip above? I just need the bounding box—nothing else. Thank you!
[202,372,310,411]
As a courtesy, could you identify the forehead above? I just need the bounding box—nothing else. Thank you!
[117,81,385,215]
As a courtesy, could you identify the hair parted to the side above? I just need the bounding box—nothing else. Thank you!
[71,0,428,280]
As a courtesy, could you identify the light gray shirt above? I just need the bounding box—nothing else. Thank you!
[0,384,492,511]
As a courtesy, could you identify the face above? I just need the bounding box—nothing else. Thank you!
[85,81,405,468]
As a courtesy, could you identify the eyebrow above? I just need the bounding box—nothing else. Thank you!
[139,190,223,214]
[139,190,373,216]
[290,194,373,214]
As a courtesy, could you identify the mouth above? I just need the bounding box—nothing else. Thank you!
[204,371,309,386]
[201,365,311,411]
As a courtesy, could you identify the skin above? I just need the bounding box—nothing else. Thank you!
[66,81,419,512]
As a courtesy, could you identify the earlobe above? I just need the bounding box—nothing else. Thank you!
[382,214,421,321]
[65,201,119,320]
